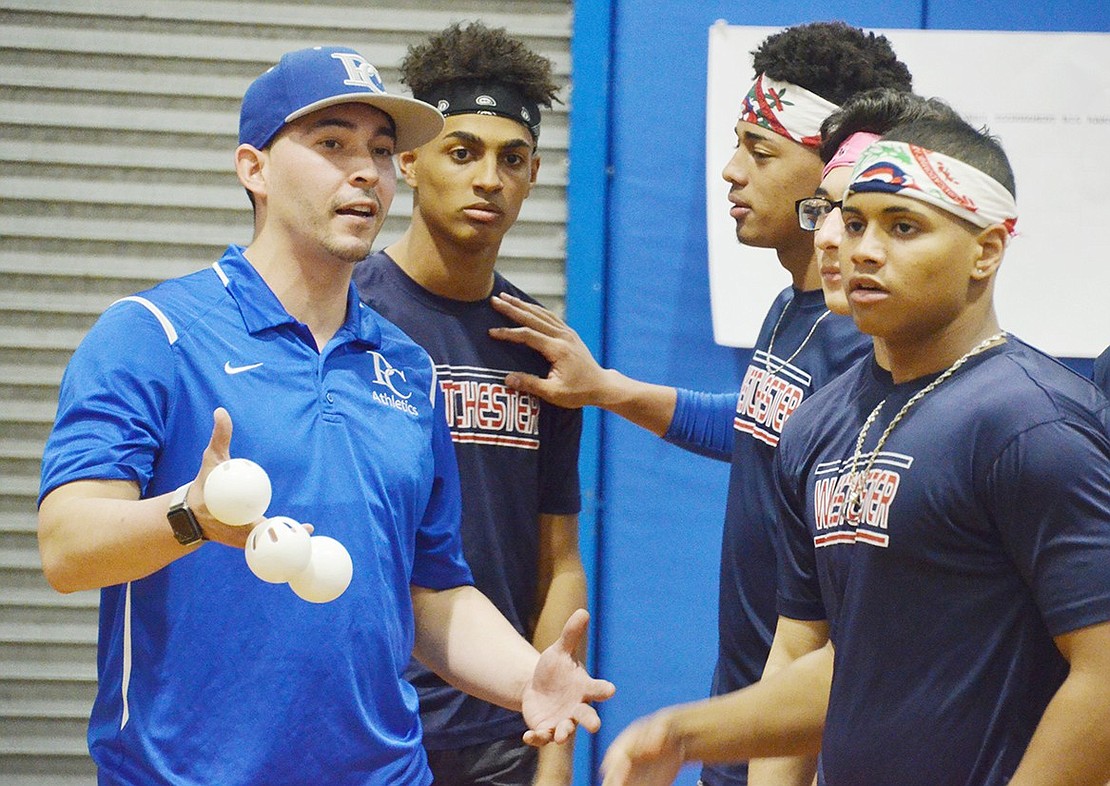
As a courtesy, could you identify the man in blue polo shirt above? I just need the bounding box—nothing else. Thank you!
[36,46,613,786]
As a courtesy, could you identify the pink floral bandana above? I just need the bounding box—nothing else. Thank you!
[823,131,881,179]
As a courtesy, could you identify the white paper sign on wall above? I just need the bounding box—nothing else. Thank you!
[706,24,1110,357]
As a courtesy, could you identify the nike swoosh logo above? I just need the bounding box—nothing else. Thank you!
[224,361,264,375]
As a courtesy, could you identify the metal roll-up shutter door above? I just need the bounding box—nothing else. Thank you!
[0,3,571,782]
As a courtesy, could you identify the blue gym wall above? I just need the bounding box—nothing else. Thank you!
[567,1,1110,783]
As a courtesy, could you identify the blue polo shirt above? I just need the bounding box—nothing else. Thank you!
[40,245,472,785]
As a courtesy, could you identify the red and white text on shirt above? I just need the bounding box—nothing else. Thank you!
[812,467,900,548]
[440,379,540,448]
[734,366,805,446]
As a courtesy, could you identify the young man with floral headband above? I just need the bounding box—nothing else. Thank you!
[737,87,965,783]
[353,23,586,786]
[489,21,910,785]
[600,114,1110,786]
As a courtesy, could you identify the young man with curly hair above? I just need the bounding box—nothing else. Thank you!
[353,22,587,786]
[490,22,911,785]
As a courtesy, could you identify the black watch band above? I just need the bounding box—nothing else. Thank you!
[167,482,206,546]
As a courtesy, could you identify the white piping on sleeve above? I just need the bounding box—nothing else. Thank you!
[120,581,132,730]
[111,297,178,345]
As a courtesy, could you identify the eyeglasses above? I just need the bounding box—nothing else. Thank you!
[796,196,842,231]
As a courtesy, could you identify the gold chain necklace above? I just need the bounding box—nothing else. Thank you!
[844,332,1008,522]
[764,302,832,377]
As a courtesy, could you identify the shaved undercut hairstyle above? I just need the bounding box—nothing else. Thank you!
[820,88,964,163]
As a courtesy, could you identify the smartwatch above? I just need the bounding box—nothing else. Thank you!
[167,482,206,546]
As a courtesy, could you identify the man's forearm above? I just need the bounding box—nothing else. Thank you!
[747,617,827,785]
[669,644,831,765]
[593,370,678,437]
[748,755,818,786]
[1009,623,1110,786]
[1009,676,1110,785]
[412,584,539,712]
[531,514,588,784]
[39,482,193,592]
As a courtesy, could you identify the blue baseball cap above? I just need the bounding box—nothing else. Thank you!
[239,46,444,151]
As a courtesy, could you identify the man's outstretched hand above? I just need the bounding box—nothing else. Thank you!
[521,609,616,746]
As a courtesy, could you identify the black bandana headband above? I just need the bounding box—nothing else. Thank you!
[416,81,542,142]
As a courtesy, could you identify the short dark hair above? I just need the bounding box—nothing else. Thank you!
[400,21,560,109]
[882,115,1017,197]
[819,89,964,163]
[753,22,912,106]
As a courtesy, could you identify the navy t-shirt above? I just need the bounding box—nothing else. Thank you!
[354,251,583,749]
[776,338,1110,785]
[1094,344,1110,397]
[704,286,869,786]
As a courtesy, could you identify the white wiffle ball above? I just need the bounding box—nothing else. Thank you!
[203,458,272,526]
[244,516,312,584]
[288,536,353,603]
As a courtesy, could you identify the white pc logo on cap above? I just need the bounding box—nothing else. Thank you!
[329,51,385,93]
